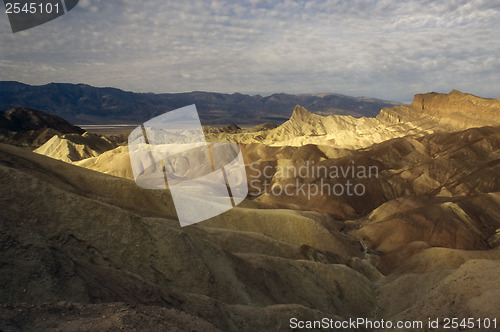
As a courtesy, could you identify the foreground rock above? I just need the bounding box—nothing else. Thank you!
[0,143,375,331]
[1,141,499,330]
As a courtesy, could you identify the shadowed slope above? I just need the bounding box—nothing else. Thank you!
[0,143,375,331]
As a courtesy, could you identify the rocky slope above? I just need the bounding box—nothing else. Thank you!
[205,90,500,149]
[204,105,426,148]
[378,89,500,130]
[34,132,117,162]
[68,92,500,218]
[243,126,500,219]
[0,143,374,331]
[2,136,499,330]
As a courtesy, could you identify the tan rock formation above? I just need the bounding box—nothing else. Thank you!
[34,132,117,162]
[378,89,500,130]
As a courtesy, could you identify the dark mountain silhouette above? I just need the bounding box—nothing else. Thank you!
[0,81,400,125]
[0,107,84,147]
[0,107,84,134]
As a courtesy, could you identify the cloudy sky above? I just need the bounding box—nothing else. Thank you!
[1,0,499,101]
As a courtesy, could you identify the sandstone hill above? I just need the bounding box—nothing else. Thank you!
[34,132,118,163]
[2,136,499,330]
[243,125,500,218]
[204,105,424,148]
[0,143,375,331]
[205,90,500,149]
[378,89,500,130]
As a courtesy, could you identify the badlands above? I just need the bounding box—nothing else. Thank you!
[1,90,499,331]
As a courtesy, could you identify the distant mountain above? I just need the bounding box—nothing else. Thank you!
[0,107,85,147]
[0,107,84,134]
[0,81,400,125]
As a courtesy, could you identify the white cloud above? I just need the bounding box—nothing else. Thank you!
[0,0,499,101]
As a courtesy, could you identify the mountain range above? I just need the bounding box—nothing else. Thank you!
[0,81,400,125]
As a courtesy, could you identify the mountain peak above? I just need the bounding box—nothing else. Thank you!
[290,105,313,122]
[449,89,464,95]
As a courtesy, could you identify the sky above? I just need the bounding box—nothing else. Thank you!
[1,0,499,102]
